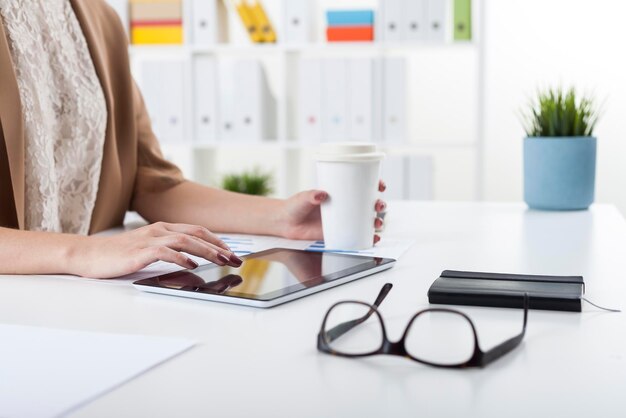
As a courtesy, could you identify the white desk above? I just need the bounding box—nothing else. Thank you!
[2,202,626,417]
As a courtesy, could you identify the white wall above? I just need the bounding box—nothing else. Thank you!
[482,0,626,213]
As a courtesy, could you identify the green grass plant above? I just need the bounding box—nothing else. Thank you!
[221,168,274,196]
[523,87,600,137]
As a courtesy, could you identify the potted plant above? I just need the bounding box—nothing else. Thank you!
[221,168,274,196]
[521,87,600,210]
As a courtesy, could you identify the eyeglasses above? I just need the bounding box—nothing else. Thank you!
[317,283,528,368]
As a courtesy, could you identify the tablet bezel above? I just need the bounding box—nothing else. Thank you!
[133,248,395,308]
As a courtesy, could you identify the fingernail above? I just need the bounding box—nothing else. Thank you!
[188,258,199,269]
[374,235,381,245]
[315,192,327,201]
[380,181,387,191]
[380,201,387,211]
[229,254,243,267]
[217,253,230,265]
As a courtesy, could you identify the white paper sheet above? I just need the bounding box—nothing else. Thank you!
[304,238,415,260]
[0,324,195,418]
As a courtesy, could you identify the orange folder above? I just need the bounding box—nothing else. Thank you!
[326,26,374,42]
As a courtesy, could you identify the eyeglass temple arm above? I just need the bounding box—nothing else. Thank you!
[324,283,393,343]
[480,294,529,366]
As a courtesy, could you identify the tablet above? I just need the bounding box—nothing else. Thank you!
[133,248,395,308]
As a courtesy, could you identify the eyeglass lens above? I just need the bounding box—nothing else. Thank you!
[405,310,476,366]
[324,303,478,366]
[324,302,383,355]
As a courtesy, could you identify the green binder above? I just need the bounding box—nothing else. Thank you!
[453,0,472,41]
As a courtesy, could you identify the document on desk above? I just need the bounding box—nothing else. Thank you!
[0,324,195,418]
[304,238,414,260]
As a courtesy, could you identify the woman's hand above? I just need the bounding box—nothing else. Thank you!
[280,181,387,243]
[67,222,243,279]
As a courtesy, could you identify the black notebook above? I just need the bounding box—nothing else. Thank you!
[428,270,585,312]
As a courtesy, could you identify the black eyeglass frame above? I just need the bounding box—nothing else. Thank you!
[317,283,529,368]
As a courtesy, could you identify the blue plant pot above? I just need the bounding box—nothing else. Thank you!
[523,136,596,210]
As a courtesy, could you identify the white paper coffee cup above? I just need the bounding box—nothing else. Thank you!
[316,143,385,250]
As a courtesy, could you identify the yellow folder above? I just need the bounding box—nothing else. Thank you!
[246,0,276,43]
[131,25,183,44]
[232,0,263,43]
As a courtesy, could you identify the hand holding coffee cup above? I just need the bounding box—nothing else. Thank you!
[316,143,386,250]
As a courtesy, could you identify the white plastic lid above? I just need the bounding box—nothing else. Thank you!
[315,142,385,162]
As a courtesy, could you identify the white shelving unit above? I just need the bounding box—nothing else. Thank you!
[128,0,485,201]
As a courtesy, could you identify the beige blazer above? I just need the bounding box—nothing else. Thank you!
[0,0,184,233]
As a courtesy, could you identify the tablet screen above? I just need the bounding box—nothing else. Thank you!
[134,248,391,301]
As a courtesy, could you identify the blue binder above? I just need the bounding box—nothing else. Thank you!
[326,10,374,26]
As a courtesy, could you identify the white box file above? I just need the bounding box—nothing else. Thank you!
[321,59,348,142]
[298,58,323,142]
[192,56,218,143]
[405,0,428,41]
[190,0,218,45]
[372,57,384,142]
[217,60,238,140]
[381,0,405,42]
[427,0,448,41]
[283,0,311,43]
[380,155,434,200]
[407,155,434,200]
[232,59,277,141]
[381,154,407,200]
[382,57,407,143]
[348,58,374,141]
[139,59,186,143]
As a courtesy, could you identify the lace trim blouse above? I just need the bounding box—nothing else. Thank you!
[0,0,107,234]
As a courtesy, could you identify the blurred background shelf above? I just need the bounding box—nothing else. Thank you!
[115,0,484,202]
[129,40,478,56]
[163,139,477,150]
[103,0,626,215]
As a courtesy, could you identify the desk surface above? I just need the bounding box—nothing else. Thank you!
[2,202,626,418]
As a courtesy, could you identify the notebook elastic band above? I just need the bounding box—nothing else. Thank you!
[582,298,622,313]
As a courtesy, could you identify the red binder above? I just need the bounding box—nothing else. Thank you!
[326,26,374,42]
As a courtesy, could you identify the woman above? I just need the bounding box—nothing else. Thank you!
[0,0,385,279]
